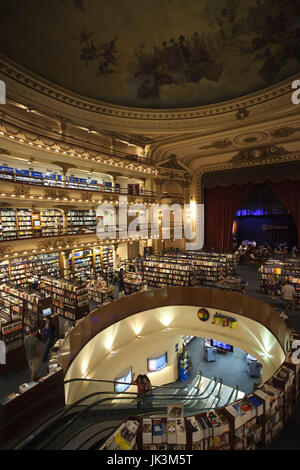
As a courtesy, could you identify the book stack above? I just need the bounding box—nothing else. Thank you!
[225,398,264,450]
[100,420,140,450]
[254,382,284,445]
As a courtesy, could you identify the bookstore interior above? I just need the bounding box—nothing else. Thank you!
[0,0,300,452]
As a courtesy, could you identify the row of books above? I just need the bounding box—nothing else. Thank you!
[137,252,237,288]
[259,258,300,306]
[100,356,299,451]
[39,276,89,322]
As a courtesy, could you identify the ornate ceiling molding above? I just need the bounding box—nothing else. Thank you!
[0,53,296,133]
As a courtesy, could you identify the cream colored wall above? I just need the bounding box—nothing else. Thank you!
[116,242,128,261]
[64,305,285,405]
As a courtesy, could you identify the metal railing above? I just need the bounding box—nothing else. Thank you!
[11,374,239,450]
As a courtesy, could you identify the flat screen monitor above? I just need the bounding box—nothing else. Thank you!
[42,307,52,317]
[210,339,233,352]
[147,352,168,372]
[114,368,132,393]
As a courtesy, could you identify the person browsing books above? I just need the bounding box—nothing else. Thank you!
[24,325,42,382]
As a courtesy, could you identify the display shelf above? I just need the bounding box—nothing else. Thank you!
[39,276,89,322]
[66,209,96,234]
[40,209,63,237]
[16,209,33,239]
[0,283,50,336]
[259,258,300,307]
[8,253,60,287]
[88,279,114,304]
[137,252,237,288]
[0,208,17,241]
[124,272,146,294]
[102,246,114,272]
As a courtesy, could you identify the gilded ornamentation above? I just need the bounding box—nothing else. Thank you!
[0,244,12,256]
[35,237,80,251]
[14,184,31,198]
[43,188,70,200]
[270,127,300,138]
[230,144,290,163]
[198,139,232,150]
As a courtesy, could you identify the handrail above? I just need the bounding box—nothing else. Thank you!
[0,171,155,196]
[63,425,118,451]
[14,390,212,450]
[12,375,218,450]
[197,376,217,398]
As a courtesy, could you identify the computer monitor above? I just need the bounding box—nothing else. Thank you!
[210,339,233,352]
[42,307,52,317]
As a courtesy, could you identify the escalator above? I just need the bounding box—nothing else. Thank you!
[9,373,241,450]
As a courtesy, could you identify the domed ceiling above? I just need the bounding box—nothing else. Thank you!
[0,0,299,109]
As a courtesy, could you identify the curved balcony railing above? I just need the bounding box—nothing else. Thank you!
[0,169,156,197]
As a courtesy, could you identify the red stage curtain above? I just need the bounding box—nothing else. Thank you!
[204,183,255,251]
[267,179,300,248]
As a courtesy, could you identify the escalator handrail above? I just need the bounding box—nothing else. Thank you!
[12,386,211,450]
[197,376,217,398]
[63,425,118,451]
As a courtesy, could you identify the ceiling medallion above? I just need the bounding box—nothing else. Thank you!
[232,132,269,147]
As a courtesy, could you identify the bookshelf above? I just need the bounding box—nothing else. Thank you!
[88,280,114,304]
[0,260,10,283]
[8,253,61,287]
[99,341,299,451]
[137,252,237,288]
[70,249,94,281]
[259,258,300,308]
[39,276,89,322]
[40,209,63,236]
[0,208,17,241]
[102,246,114,272]
[67,209,96,234]
[124,272,146,294]
[0,283,50,339]
[140,257,191,287]
[16,209,33,239]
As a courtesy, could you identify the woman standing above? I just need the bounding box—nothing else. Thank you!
[267,274,276,298]
[132,373,144,408]
[142,375,153,408]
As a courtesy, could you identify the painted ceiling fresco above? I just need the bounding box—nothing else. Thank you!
[0,0,299,108]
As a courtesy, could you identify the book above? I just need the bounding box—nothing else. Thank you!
[176,418,186,445]
[152,419,163,444]
[167,403,184,418]
[142,418,152,444]
[167,419,177,444]
[247,394,264,417]
[187,416,201,443]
